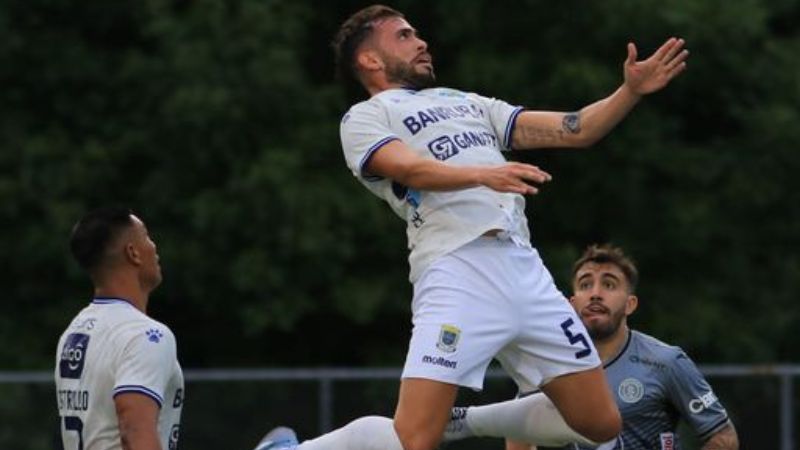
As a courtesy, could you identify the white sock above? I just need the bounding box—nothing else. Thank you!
[447,393,598,447]
[297,416,404,450]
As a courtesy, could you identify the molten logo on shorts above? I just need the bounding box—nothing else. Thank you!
[437,324,460,353]
[422,355,457,369]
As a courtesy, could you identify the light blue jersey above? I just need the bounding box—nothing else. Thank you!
[565,330,730,450]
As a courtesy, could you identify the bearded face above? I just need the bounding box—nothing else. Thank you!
[571,262,637,343]
[381,49,436,89]
[583,302,628,341]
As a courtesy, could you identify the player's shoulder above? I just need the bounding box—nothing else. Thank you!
[630,330,686,363]
[126,316,176,343]
[98,305,176,345]
[422,87,490,103]
[428,87,471,98]
[341,95,387,125]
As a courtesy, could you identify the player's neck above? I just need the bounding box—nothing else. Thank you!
[362,73,408,97]
[594,325,630,362]
[94,275,150,314]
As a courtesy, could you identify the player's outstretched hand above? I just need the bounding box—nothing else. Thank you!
[623,37,689,95]
[478,162,552,195]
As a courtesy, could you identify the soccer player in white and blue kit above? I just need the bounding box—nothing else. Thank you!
[56,207,184,450]
[257,5,689,450]
[449,244,739,450]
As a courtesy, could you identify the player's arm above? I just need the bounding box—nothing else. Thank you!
[115,393,162,450]
[506,439,536,450]
[701,422,739,450]
[665,350,737,450]
[366,139,552,195]
[511,37,688,150]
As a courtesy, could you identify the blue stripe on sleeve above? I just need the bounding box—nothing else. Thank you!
[113,385,164,408]
[504,107,524,150]
[359,136,399,181]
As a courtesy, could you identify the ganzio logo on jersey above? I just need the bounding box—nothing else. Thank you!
[428,131,499,161]
[428,136,459,160]
[59,333,90,379]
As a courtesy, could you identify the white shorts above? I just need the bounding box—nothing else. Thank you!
[401,236,601,392]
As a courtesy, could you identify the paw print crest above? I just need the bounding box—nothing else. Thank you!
[146,328,164,343]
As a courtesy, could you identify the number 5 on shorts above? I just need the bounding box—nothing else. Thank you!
[560,318,592,359]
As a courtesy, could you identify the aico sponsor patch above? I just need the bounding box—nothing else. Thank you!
[59,333,90,379]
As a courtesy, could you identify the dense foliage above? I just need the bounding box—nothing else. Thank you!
[2,0,798,373]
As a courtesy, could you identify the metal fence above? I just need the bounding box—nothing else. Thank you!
[3,365,797,450]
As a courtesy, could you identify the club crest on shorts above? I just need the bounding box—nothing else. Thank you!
[437,324,460,353]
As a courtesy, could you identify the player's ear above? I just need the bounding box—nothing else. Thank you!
[357,49,384,72]
[625,295,638,316]
[124,242,141,265]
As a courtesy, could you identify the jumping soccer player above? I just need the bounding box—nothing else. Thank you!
[257,5,688,450]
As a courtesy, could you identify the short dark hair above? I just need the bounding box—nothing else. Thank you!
[332,4,404,83]
[70,206,134,273]
[572,244,639,292]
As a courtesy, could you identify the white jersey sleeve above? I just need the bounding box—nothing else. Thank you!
[341,100,400,181]
[113,323,178,408]
[465,92,524,151]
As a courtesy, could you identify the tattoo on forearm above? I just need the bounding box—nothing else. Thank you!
[517,124,564,145]
[562,112,581,134]
[701,425,739,450]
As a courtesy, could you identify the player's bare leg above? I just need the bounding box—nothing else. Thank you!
[539,366,621,442]
[394,378,459,450]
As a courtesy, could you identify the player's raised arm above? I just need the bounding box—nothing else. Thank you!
[511,37,689,150]
[366,139,552,195]
[702,422,739,450]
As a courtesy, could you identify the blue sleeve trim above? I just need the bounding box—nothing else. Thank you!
[504,107,524,150]
[698,417,731,441]
[517,389,542,398]
[359,136,399,181]
[113,385,164,408]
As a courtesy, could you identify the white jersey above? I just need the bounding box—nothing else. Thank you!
[340,87,530,282]
[55,298,184,450]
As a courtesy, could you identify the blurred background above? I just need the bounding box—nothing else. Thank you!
[1,0,798,448]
